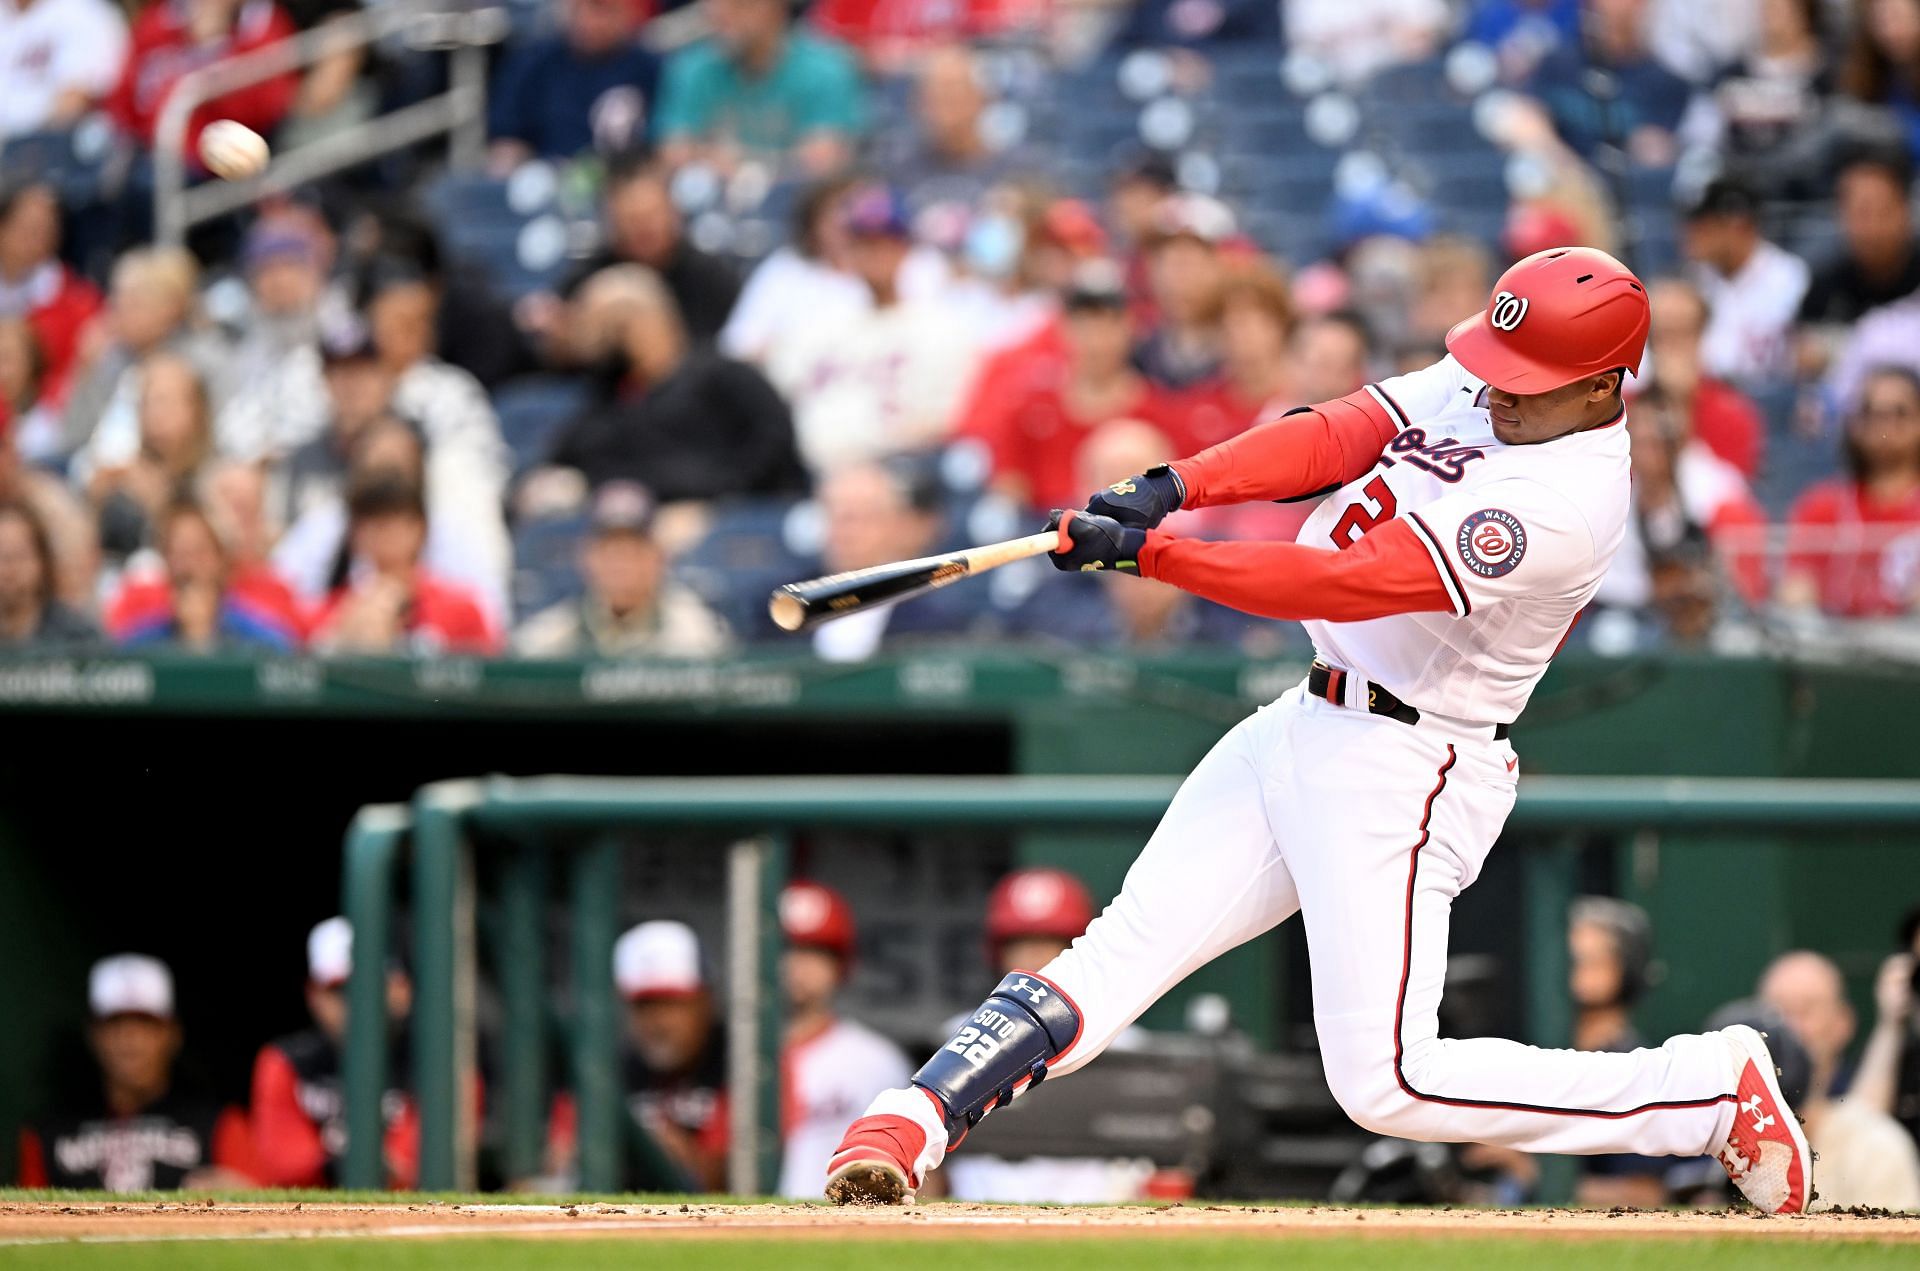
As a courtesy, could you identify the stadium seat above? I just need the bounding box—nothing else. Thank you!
[671,497,811,639]
[510,510,590,621]
[492,376,592,475]
[0,127,109,206]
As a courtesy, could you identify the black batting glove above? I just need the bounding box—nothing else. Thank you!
[1084,464,1185,529]
[1046,510,1147,574]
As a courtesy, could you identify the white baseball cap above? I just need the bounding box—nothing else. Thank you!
[308,916,352,988]
[89,954,175,1020]
[614,921,704,1000]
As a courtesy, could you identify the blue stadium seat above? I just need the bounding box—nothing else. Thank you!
[511,511,589,621]
[671,497,811,638]
[493,375,591,474]
[1364,59,1458,105]
[0,128,108,206]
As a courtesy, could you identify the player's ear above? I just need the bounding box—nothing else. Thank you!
[1589,370,1622,403]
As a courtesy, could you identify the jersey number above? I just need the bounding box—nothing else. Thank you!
[945,1026,1002,1069]
[1329,476,1398,549]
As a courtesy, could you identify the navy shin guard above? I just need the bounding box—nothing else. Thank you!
[911,971,1082,1143]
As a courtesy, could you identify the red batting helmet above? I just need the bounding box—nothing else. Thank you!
[986,868,1096,948]
[1445,246,1649,395]
[779,880,856,962]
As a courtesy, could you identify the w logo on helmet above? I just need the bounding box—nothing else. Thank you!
[1490,291,1530,331]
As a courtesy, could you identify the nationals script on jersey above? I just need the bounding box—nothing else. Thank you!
[1296,355,1630,723]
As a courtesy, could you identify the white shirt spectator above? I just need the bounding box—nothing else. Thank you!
[217,339,330,462]
[0,0,129,138]
[721,245,950,365]
[776,1016,910,1199]
[1690,239,1809,384]
[766,300,979,474]
[1283,0,1450,86]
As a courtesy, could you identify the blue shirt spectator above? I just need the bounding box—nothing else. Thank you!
[655,0,864,176]
[488,0,661,170]
[1527,5,1694,162]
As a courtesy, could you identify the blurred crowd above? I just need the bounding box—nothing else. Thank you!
[18,875,1920,1210]
[4,0,1920,663]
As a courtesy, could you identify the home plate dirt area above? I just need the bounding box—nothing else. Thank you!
[2,1200,1917,1245]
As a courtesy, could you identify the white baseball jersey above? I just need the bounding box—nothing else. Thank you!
[1296,355,1632,724]
[778,1017,911,1198]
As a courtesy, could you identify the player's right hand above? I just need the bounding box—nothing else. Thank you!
[1085,464,1184,529]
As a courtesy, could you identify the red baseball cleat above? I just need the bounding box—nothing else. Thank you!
[824,1114,925,1206]
[1715,1024,1815,1215]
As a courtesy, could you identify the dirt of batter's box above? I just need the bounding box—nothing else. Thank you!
[1,1201,1917,1245]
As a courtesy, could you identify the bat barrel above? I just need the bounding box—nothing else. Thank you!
[767,556,961,632]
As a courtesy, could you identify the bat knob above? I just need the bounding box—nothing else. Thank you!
[768,589,808,633]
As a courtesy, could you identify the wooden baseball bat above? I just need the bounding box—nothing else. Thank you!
[769,531,1061,633]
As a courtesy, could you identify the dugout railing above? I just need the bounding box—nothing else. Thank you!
[341,774,1920,1195]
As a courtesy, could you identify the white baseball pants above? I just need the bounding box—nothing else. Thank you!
[876,685,1740,1178]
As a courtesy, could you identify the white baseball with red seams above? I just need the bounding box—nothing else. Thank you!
[844,351,1789,1196]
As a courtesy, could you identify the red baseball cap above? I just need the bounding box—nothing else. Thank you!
[986,868,1095,946]
[1445,246,1649,395]
[780,881,856,962]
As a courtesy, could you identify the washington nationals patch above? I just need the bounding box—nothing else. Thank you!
[1456,508,1527,578]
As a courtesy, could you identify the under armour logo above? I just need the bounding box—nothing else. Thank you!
[1490,291,1529,332]
[1742,1094,1775,1133]
[1010,976,1049,1005]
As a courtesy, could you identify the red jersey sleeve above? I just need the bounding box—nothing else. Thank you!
[16,1128,47,1187]
[1169,388,1397,510]
[1139,518,1454,622]
[249,1044,329,1187]
[211,1106,260,1181]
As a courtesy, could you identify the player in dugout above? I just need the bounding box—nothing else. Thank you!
[248,917,421,1188]
[777,881,910,1197]
[826,247,1815,1215]
[17,955,253,1190]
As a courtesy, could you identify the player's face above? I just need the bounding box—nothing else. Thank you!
[629,994,713,1072]
[1567,920,1624,1008]
[781,948,842,1013]
[1486,373,1620,446]
[90,1014,180,1098]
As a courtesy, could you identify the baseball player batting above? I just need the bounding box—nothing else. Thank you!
[824,247,1814,1215]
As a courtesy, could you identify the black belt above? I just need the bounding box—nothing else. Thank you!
[1307,661,1510,740]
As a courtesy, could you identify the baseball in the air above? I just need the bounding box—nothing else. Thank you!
[198,120,270,180]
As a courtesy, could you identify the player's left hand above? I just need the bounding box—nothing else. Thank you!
[1085,465,1184,529]
[1046,510,1146,573]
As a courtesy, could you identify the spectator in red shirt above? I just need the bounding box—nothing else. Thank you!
[964,259,1173,512]
[1177,262,1295,453]
[251,917,420,1189]
[1645,277,1767,480]
[313,471,500,654]
[105,497,302,649]
[1781,366,1920,618]
[0,183,102,423]
[106,0,299,157]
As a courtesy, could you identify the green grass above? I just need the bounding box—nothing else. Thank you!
[1,1237,1914,1271]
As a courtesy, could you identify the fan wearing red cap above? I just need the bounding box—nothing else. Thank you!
[829,247,1814,1219]
[777,881,910,1198]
